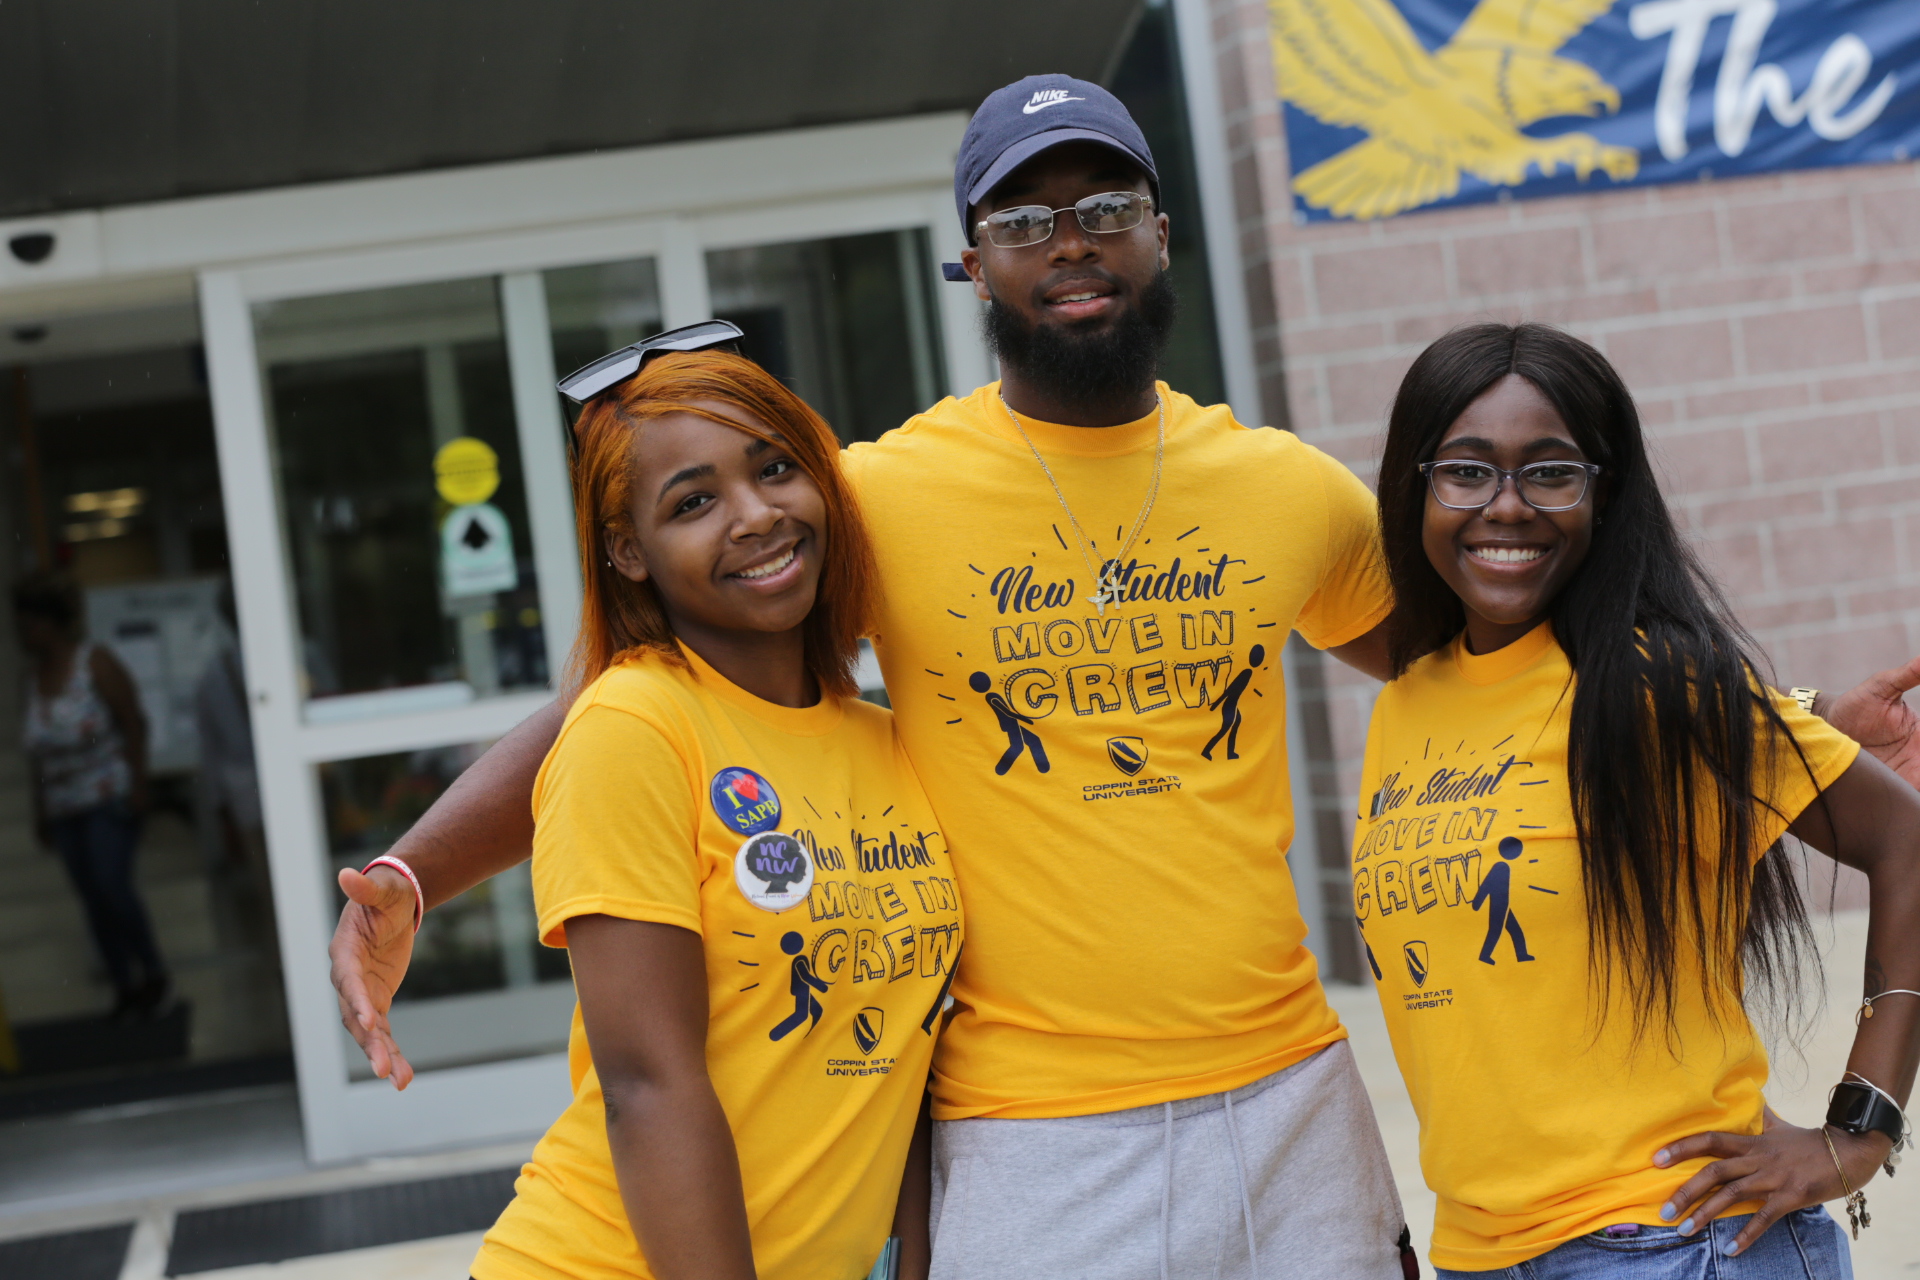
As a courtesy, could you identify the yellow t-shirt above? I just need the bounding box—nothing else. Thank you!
[474,648,961,1280]
[1350,624,1858,1271]
[843,382,1389,1120]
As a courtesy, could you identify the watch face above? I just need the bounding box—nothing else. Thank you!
[1828,1081,1906,1146]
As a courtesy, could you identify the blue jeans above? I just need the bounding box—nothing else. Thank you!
[47,801,166,993]
[1435,1209,1852,1279]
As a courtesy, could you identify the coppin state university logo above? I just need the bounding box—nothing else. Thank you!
[1404,940,1430,988]
[853,1007,885,1056]
[1107,736,1148,776]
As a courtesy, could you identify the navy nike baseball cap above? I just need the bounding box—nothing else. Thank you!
[944,74,1158,277]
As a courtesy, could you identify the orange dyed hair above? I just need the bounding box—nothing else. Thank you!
[565,351,876,699]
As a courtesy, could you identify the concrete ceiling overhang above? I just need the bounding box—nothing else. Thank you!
[0,0,1145,219]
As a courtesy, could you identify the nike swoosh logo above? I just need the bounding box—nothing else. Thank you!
[1022,97,1084,114]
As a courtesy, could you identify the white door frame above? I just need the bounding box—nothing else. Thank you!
[191,116,987,1162]
[1169,0,1337,969]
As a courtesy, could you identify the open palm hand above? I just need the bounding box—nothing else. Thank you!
[329,865,419,1090]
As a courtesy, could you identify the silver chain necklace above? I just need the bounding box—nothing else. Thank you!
[1000,391,1165,616]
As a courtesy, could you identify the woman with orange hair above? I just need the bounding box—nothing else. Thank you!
[464,335,959,1280]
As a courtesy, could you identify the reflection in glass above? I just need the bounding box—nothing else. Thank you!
[544,258,664,442]
[320,744,569,1079]
[545,258,665,395]
[254,279,549,713]
[1107,1,1227,407]
[706,230,945,443]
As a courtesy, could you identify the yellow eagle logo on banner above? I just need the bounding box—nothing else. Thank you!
[1271,0,1641,219]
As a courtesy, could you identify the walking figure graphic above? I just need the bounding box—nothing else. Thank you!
[1471,837,1537,965]
[970,672,1050,775]
[1202,644,1265,761]
[769,931,829,1041]
[1361,934,1384,982]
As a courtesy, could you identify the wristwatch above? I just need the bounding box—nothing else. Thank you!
[1828,1081,1907,1159]
[1790,686,1820,715]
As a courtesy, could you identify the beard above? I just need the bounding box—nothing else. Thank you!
[983,270,1178,419]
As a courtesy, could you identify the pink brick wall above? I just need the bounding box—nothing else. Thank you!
[1205,0,1899,973]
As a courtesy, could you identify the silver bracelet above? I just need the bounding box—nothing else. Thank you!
[1857,988,1920,1024]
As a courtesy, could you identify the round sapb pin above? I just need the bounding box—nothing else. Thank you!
[710,766,781,835]
[734,831,814,913]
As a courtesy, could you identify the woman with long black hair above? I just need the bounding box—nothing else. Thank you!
[1354,323,1919,1278]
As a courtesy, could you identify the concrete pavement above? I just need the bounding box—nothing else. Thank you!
[6,912,1911,1278]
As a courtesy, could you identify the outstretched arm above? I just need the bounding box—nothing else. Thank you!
[329,699,566,1088]
[1655,750,1920,1256]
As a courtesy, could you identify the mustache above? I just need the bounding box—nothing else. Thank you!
[1030,265,1125,305]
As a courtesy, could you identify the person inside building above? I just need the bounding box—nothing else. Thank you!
[1354,322,1919,1278]
[448,345,958,1280]
[15,570,171,1021]
[330,78,1920,1277]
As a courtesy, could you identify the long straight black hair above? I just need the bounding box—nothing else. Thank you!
[1377,322,1815,1038]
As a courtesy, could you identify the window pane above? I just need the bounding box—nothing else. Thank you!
[544,258,663,432]
[1107,2,1227,407]
[253,278,549,713]
[705,229,945,443]
[545,257,664,383]
[319,744,570,1080]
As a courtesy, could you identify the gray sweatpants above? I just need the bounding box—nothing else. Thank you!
[929,1039,1407,1279]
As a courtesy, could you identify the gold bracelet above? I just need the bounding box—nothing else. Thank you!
[1823,1125,1870,1238]
[1791,686,1820,715]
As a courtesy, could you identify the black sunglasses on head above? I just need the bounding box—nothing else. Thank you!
[555,318,746,406]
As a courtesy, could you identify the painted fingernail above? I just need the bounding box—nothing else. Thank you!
[1678,1218,1695,1236]
[1654,1148,1670,1166]
[1658,1202,1676,1221]
[1721,1239,1740,1256]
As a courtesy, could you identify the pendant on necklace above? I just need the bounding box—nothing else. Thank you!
[1088,573,1122,615]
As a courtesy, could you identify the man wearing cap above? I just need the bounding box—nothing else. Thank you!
[334,75,1412,1276]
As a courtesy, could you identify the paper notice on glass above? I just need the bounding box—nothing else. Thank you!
[442,502,519,597]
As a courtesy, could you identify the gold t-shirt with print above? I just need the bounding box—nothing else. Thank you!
[843,382,1389,1120]
[473,648,961,1280]
[1350,624,1858,1270]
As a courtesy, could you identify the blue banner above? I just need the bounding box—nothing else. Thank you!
[1274,0,1920,221]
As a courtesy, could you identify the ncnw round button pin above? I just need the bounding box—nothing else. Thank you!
[734,831,813,913]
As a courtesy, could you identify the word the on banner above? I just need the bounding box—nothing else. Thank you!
[1273,0,1919,221]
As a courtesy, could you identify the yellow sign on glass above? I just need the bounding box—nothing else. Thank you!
[434,436,500,506]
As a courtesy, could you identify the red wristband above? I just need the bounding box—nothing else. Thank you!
[361,855,423,933]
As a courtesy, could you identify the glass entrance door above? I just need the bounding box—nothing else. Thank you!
[200,206,963,1163]
[201,260,593,1161]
